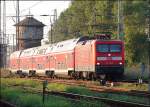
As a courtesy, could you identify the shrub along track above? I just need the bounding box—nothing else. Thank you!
[3,84,150,107]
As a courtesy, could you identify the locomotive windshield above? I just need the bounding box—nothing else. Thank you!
[96,44,121,52]
[97,45,109,52]
[110,45,121,52]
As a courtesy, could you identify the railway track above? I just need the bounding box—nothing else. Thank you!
[0,100,16,107]
[25,76,150,98]
[49,80,150,98]
[48,91,150,107]
[4,84,150,107]
[5,76,149,98]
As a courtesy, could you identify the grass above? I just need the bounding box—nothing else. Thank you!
[66,86,149,105]
[47,83,68,91]
[1,86,108,107]
[1,78,149,106]
[1,86,23,103]
[1,77,148,91]
[19,94,43,107]
[1,86,70,107]
[66,86,95,95]
[116,82,148,91]
[1,78,41,88]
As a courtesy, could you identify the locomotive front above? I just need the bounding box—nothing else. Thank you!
[95,34,124,78]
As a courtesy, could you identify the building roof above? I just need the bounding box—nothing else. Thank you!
[14,17,45,27]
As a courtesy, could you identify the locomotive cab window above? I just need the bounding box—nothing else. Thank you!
[110,44,121,52]
[96,44,109,52]
[96,44,121,52]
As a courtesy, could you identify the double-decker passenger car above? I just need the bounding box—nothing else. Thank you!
[9,35,124,80]
[9,51,22,73]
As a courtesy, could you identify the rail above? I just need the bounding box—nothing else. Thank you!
[25,77,150,98]
[3,84,150,107]
[0,100,17,107]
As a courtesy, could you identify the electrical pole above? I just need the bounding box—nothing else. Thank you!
[54,9,57,23]
[117,0,124,40]
[52,9,57,43]
[117,0,120,40]
[0,0,1,67]
[2,0,6,68]
[147,0,150,92]
[50,9,57,43]
[145,0,150,92]
[13,34,15,52]
[40,9,57,44]
[3,0,6,45]
[16,0,20,50]
[50,17,53,44]
[120,0,124,40]
[93,7,96,36]
[0,0,1,38]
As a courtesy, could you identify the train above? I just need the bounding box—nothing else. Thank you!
[9,34,124,80]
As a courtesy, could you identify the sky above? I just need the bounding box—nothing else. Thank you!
[1,0,71,44]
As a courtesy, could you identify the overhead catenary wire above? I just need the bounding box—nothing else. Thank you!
[20,1,42,14]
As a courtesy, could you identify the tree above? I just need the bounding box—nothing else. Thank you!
[124,0,149,65]
[49,0,149,65]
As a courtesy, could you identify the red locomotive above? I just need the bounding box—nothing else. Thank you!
[9,34,124,80]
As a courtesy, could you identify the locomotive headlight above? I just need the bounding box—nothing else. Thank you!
[97,62,100,65]
[119,62,122,65]
[108,54,111,56]
[97,57,107,60]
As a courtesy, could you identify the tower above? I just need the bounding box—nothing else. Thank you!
[14,16,45,50]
